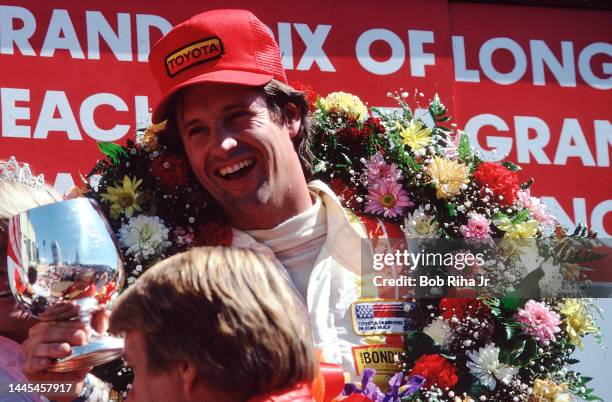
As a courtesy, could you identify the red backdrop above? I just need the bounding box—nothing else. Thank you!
[0,0,610,235]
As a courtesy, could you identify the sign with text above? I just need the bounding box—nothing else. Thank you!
[0,0,610,234]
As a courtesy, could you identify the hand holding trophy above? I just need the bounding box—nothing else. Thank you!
[7,198,124,372]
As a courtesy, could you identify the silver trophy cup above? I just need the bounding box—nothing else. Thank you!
[6,198,124,372]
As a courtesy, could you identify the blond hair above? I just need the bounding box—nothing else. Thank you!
[109,246,317,396]
[0,163,61,227]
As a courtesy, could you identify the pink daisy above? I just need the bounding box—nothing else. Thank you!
[365,179,414,218]
[460,212,492,240]
[515,300,561,345]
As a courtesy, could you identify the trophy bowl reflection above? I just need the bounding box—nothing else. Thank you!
[7,198,124,372]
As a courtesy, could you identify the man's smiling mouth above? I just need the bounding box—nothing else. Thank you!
[215,158,256,180]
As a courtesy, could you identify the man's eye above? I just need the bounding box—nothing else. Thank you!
[228,111,251,122]
[187,126,209,137]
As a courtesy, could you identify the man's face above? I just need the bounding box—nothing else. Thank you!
[123,331,184,402]
[176,83,306,230]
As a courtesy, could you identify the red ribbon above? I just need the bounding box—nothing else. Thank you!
[247,383,314,402]
[246,358,345,402]
[312,361,345,402]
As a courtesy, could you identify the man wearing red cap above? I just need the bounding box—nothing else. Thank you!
[147,9,401,381]
[21,9,402,394]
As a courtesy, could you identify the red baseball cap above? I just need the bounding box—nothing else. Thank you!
[149,9,288,123]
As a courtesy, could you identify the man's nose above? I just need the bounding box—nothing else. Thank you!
[220,137,238,152]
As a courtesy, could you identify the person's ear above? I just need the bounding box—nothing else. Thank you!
[283,102,301,139]
[179,360,198,396]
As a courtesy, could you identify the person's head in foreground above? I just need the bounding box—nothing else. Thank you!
[0,159,61,343]
[149,9,314,230]
[109,246,317,402]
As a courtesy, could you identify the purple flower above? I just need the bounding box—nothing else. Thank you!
[344,369,424,402]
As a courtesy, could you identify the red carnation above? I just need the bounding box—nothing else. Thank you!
[364,117,385,135]
[335,118,384,159]
[409,354,458,389]
[473,162,519,207]
[151,155,190,191]
[439,297,490,321]
[195,219,233,247]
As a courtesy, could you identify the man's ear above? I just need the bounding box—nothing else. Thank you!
[179,360,198,396]
[283,102,301,139]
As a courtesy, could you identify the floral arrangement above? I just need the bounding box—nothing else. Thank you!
[304,87,605,401]
[80,130,233,392]
[76,84,605,401]
[396,297,602,402]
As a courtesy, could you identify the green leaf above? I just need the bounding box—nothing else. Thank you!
[469,384,490,399]
[429,94,447,117]
[516,338,538,366]
[405,332,438,362]
[402,152,420,172]
[520,177,535,189]
[504,323,515,339]
[315,97,325,110]
[501,293,524,310]
[458,132,472,159]
[502,161,522,172]
[340,152,353,168]
[509,337,527,361]
[499,348,511,364]
[447,203,456,218]
[512,209,530,224]
[493,211,508,221]
[97,142,127,165]
[582,376,594,384]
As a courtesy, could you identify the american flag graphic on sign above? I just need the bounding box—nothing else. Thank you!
[351,301,406,336]
[355,302,404,319]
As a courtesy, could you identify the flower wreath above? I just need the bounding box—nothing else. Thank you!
[81,84,604,401]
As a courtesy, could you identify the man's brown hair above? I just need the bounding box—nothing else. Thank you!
[109,246,316,396]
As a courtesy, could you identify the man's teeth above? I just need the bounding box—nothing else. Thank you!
[218,159,254,177]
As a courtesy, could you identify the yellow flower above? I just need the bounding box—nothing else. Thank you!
[558,299,598,349]
[101,175,143,219]
[425,157,469,199]
[530,378,572,402]
[319,91,368,121]
[496,217,539,239]
[398,120,431,152]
